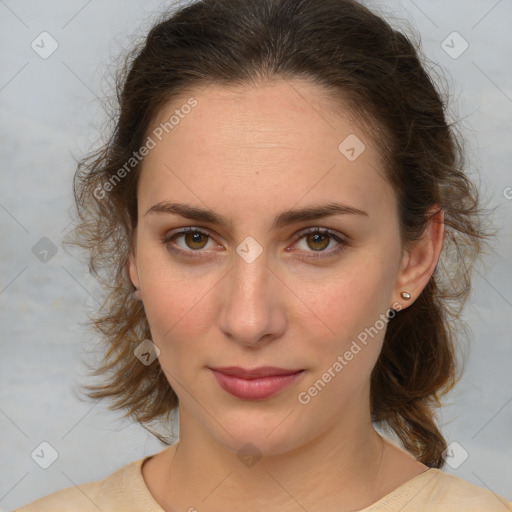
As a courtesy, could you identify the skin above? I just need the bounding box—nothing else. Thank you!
[128,78,444,512]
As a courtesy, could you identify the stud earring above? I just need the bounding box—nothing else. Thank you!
[400,291,411,300]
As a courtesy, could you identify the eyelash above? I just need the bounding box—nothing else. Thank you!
[160,227,347,261]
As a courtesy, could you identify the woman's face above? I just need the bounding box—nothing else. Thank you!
[129,79,409,455]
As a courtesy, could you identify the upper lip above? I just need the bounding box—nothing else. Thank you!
[209,366,303,379]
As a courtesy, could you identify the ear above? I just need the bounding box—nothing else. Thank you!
[392,206,445,309]
[127,251,140,288]
[126,226,141,298]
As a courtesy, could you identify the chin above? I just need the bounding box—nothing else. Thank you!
[205,408,310,458]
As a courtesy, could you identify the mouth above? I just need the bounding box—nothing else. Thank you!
[208,366,305,400]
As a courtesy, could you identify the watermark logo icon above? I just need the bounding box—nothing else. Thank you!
[31,441,59,469]
[134,339,161,365]
[338,134,366,161]
[236,236,263,264]
[32,237,58,263]
[237,442,262,468]
[31,32,59,59]
[443,441,469,469]
[441,32,469,59]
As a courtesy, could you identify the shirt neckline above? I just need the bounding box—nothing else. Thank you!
[126,446,439,511]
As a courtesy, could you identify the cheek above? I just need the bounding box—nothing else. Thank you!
[296,252,398,398]
[294,272,391,411]
[135,242,216,347]
[300,259,394,346]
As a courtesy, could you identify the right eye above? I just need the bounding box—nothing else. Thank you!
[160,227,220,258]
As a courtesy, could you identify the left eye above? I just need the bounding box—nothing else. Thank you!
[293,228,345,256]
[161,227,346,259]
[284,227,347,261]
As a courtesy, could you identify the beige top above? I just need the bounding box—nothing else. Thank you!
[14,446,512,511]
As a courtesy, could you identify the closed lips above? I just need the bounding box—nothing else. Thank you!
[209,367,304,379]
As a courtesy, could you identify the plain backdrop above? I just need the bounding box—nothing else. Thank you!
[1,0,511,509]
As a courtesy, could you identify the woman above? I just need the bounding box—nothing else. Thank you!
[16,0,511,510]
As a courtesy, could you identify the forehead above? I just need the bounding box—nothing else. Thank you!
[149,79,370,160]
[138,79,395,224]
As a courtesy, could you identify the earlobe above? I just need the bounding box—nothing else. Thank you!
[127,251,141,293]
[393,207,445,309]
[126,224,141,298]
[127,254,143,300]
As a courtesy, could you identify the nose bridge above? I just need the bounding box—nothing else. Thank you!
[231,246,271,315]
[218,242,283,344]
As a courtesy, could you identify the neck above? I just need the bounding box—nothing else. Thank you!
[158,407,387,512]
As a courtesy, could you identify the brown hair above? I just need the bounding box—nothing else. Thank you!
[69,0,494,468]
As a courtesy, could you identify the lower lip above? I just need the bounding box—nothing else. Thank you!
[210,369,304,400]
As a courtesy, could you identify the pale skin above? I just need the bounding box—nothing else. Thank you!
[128,78,445,512]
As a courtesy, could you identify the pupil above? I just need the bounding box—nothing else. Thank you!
[186,232,206,249]
[310,233,328,251]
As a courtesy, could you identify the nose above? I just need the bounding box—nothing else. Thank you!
[217,247,287,348]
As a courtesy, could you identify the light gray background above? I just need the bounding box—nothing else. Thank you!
[1,0,511,510]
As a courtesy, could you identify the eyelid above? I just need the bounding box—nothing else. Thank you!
[160,226,221,258]
[293,226,347,242]
[160,225,348,259]
[289,226,347,259]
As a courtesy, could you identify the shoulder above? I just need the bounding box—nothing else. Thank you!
[13,452,163,512]
[13,476,108,512]
[386,468,512,511]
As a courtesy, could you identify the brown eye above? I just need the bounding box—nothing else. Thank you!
[160,228,217,259]
[305,232,330,251]
[182,231,209,250]
[293,227,347,260]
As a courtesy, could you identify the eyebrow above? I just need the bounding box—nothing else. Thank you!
[146,201,368,230]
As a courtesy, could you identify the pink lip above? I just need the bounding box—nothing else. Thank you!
[209,367,305,400]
